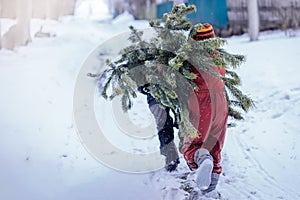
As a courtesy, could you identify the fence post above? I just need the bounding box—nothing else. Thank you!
[16,0,32,46]
[247,0,259,41]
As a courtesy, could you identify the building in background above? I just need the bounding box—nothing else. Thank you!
[1,0,300,50]
[156,0,300,37]
[156,0,229,36]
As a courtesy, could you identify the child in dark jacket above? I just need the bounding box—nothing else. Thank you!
[138,85,180,172]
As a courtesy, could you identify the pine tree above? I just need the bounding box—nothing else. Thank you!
[92,4,254,137]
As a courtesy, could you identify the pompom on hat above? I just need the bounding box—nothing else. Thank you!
[191,23,215,41]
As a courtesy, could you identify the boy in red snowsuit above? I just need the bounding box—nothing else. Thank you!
[181,23,228,194]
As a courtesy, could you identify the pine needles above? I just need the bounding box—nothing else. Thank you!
[94,4,255,137]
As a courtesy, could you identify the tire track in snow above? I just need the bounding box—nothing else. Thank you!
[221,137,265,200]
[233,134,299,199]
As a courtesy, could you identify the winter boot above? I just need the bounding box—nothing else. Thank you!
[161,140,180,172]
[201,173,220,195]
[165,158,180,172]
[194,148,214,191]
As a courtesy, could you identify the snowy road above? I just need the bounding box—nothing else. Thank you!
[0,15,299,200]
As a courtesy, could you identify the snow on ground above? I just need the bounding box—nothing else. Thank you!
[0,15,157,200]
[152,31,300,200]
[220,32,300,200]
[0,12,300,200]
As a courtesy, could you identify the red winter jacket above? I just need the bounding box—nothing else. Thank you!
[181,65,228,174]
[190,65,225,92]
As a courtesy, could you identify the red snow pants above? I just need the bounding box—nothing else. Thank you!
[181,66,228,174]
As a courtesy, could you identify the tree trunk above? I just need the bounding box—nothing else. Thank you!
[1,0,32,50]
[16,0,32,46]
[146,0,151,19]
[247,0,260,41]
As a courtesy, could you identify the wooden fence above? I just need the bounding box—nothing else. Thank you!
[227,0,300,35]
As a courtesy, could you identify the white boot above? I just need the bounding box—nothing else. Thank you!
[194,148,214,191]
[202,173,220,195]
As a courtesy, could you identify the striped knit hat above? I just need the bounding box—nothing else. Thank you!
[192,23,215,41]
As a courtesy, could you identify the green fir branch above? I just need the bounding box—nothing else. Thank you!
[225,82,254,112]
[94,4,254,137]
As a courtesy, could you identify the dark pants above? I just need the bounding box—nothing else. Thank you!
[147,94,174,147]
[147,94,179,164]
